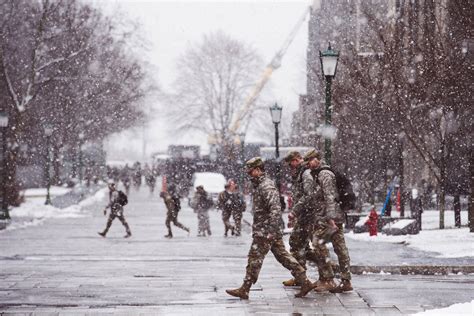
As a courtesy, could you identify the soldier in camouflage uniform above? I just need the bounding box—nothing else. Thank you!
[304,149,353,293]
[282,151,337,292]
[190,186,213,237]
[160,186,190,238]
[98,183,131,238]
[226,157,315,300]
[217,179,246,237]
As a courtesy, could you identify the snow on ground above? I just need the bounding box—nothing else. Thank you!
[347,210,473,258]
[412,300,473,315]
[346,228,473,258]
[3,187,108,232]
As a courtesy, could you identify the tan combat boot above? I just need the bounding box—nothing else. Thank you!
[329,279,353,293]
[226,281,251,299]
[282,278,298,286]
[314,278,337,292]
[294,279,315,298]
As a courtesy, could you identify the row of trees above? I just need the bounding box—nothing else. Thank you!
[0,0,155,205]
[328,0,472,227]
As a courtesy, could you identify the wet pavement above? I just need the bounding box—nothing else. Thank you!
[1,185,473,315]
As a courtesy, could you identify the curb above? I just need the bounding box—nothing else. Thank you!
[346,265,474,275]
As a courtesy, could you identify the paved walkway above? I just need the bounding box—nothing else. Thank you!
[1,185,473,315]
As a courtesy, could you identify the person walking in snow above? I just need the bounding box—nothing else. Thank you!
[190,185,213,237]
[225,157,315,300]
[160,185,189,238]
[98,183,131,238]
[217,179,246,237]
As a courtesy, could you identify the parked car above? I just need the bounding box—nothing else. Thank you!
[190,172,226,202]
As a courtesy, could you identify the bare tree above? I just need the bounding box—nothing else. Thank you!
[167,31,266,149]
[0,0,155,204]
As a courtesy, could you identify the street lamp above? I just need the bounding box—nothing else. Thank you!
[0,112,9,220]
[320,43,339,165]
[269,103,283,192]
[44,125,53,205]
[78,132,84,186]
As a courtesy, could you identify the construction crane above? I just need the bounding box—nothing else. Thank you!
[228,6,310,137]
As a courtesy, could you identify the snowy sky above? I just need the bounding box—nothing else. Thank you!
[96,0,311,161]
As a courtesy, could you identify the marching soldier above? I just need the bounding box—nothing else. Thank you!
[226,157,315,300]
[304,149,353,293]
[217,179,246,237]
[160,185,189,238]
[283,151,337,291]
[98,183,131,238]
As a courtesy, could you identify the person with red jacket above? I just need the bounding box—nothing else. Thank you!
[366,208,379,236]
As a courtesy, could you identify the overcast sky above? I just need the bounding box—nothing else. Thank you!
[98,0,311,161]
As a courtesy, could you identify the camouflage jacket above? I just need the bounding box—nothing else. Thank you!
[314,165,344,223]
[250,174,282,238]
[217,191,246,214]
[162,192,178,215]
[290,164,316,223]
[191,191,213,213]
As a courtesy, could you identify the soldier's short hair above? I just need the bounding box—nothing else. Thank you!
[284,151,302,163]
[303,148,322,161]
[245,157,264,170]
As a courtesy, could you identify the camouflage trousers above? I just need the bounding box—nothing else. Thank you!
[313,221,352,280]
[222,210,234,236]
[232,210,243,236]
[197,210,211,235]
[166,212,188,233]
[244,236,306,285]
[103,212,131,235]
[289,220,334,280]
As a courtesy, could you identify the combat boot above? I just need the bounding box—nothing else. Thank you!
[294,279,315,298]
[329,279,353,293]
[314,278,337,292]
[282,278,297,286]
[226,281,251,300]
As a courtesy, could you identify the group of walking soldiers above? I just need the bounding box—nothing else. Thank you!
[216,179,246,237]
[226,149,352,300]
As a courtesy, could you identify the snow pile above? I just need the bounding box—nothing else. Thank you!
[5,187,108,232]
[389,219,416,229]
[347,228,474,258]
[412,300,473,315]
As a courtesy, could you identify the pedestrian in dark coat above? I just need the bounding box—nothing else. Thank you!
[98,183,131,238]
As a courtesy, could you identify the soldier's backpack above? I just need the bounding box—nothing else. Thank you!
[311,167,356,212]
[117,190,128,206]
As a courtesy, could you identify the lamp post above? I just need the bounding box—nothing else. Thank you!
[78,132,84,186]
[319,43,339,165]
[269,103,283,192]
[0,112,9,220]
[44,125,53,205]
[237,132,246,192]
